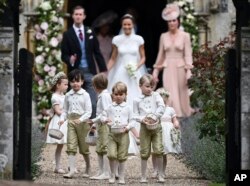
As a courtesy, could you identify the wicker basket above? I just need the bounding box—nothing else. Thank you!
[48,129,64,140]
[85,130,97,146]
[144,113,159,130]
[110,125,127,134]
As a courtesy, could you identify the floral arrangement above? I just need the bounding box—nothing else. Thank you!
[33,0,64,129]
[125,62,137,79]
[156,87,170,98]
[175,0,199,51]
[170,127,181,147]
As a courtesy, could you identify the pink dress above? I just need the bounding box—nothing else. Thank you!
[154,30,193,117]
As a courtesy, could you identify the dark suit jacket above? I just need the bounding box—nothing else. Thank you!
[61,26,107,74]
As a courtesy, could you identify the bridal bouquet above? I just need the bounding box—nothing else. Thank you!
[170,127,181,147]
[125,62,137,79]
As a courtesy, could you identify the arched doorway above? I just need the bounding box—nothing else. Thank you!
[66,0,167,69]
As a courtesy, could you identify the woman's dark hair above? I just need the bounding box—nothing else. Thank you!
[68,69,84,82]
[120,13,135,24]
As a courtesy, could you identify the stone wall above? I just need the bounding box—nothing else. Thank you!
[207,0,236,45]
[241,27,250,170]
[0,27,14,179]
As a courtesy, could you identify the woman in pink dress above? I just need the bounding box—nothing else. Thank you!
[152,3,194,117]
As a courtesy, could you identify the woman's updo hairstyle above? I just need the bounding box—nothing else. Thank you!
[120,13,135,24]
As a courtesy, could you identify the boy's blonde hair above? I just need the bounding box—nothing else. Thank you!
[139,74,156,87]
[112,81,127,94]
[92,73,108,90]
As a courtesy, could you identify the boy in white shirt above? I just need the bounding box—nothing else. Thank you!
[100,81,137,184]
[63,69,92,179]
[88,73,112,180]
[133,74,165,183]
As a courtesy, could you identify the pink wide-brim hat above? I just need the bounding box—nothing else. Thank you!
[162,3,180,21]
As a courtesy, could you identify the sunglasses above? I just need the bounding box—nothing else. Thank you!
[167,19,177,23]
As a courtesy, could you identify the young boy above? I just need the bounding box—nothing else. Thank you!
[63,69,92,179]
[88,73,112,180]
[133,74,165,183]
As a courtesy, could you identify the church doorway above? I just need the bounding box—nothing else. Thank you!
[66,0,168,69]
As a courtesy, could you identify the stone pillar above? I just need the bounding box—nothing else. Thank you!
[0,27,14,179]
[241,27,250,170]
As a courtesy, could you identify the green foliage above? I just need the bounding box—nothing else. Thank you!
[188,32,235,142]
[0,0,7,13]
[181,115,226,183]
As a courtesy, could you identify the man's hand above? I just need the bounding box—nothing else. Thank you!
[70,54,77,66]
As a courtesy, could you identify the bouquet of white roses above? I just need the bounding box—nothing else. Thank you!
[125,62,137,79]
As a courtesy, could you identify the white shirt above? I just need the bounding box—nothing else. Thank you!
[92,89,112,123]
[64,88,92,122]
[73,24,85,39]
[133,91,165,122]
[100,102,135,130]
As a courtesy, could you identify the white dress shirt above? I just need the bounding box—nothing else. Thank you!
[92,89,112,124]
[64,88,92,122]
[133,91,165,122]
[100,102,135,130]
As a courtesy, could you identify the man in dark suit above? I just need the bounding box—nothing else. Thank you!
[61,5,107,119]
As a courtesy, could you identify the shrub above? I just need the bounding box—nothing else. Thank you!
[188,32,235,143]
[181,114,225,183]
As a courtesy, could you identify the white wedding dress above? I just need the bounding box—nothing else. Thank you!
[108,33,147,155]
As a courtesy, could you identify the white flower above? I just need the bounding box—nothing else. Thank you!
[45,47,50,52]
[35,55,44,64]
[40,1,52,11]
[125,62,137,79]
[50,66,56,72]
[40,22,49,30]
[38,79,44,86]
[187,13,194,20]
[87,29,92,34]
[186,0,193,3]
[58,17,64,26]
[44,65,51,72]
[36,46,43,52]
[178,1,185,7]
[35,32,43,40]
[51,16,58,22]
[49,37,59,47]
[48,71,56,77]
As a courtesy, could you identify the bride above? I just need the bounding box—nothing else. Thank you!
[107,13,147,155]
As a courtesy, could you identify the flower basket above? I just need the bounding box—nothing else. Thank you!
[48,129,64,140]
[110,124,126,134]
[144,113,159,130]
[85,130,97,146]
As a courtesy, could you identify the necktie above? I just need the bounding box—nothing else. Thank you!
[79,29,83,41]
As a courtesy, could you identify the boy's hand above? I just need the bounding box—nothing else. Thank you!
[173,122,180,129]
[58,120,64,126]
[86,119,93,125]
[142,117,149,124]
[105,119,113,126]
[72,119,81,125]
[123,127,128,133]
